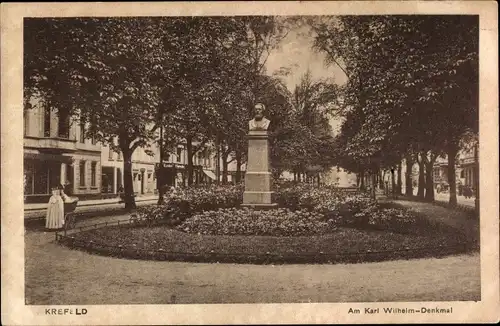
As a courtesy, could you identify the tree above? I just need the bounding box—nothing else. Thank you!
[217,16,299,182]
[24,17,186,209]
[286,71,339,178]
[310,16,478,203]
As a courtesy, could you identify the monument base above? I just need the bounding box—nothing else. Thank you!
[243,190,274,204]
[240,203,279,210]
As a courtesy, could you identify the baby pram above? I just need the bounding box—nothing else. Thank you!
[63,199,79,230]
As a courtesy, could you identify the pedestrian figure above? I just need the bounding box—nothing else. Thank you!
[59,184,77,204]
[63,180,72,196]
[45,186,65,230]
[118,185,125,203]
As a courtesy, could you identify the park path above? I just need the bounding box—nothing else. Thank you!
[25,200,481,304]
[25,229,479,304]
[381,197,479,246]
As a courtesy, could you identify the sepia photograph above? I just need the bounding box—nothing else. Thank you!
[1,1,498,325]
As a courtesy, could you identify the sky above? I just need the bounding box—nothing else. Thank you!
[265,25,347,133]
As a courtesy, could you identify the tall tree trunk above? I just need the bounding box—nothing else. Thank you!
[391,168,396,196]
[235,149,242,183]
[157,121,165,205]
[221,151,229,185]
[360,169,365,190]
[424,154,436,202]
[405,155,414,196]
[448,146,458,206]
[186,137,194,186]
[215,135,220,185]
[396,162,402,195]
[121,148,136,210]
[474,141,479,212]
[380,170,385,189]
[371,173,377,199]
[417,153,426,199]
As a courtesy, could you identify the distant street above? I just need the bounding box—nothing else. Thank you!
[24,197,158,220]
[434,193,476,207]
[24,191,477,221]
[404,188,476,208]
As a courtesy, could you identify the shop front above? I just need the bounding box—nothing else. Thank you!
[24,151,74,203]
[156,163,186,189]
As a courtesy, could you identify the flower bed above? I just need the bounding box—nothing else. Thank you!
[176,207,335,236]
[135,183,431,236]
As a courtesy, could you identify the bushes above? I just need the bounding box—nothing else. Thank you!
[274,183,309,209]
[136,184,243,224]
[169,183,244,212]
[136,183,424,235]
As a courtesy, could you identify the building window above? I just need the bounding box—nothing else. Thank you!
[91,162,97,187]
[35,164,50,194]
[91,137,97,145]
[25,161,60,195]
[58,109,70,138]
[460,170,465,178]
[44,107,51,137]
[80,121,85,143]
[24,160,34,195]
[108,147,114,160]
[79,161,86,187]
[177,148,182,163]
[117,150,122,161]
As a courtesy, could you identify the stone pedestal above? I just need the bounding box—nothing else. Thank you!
[242,130,278,209]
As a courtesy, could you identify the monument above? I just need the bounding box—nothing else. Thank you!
[242,103,278,209]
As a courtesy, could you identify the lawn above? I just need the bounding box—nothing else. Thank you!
[62,224,471,264]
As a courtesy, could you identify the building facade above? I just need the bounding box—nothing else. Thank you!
[24,105,101,203]
[99,141,219,196]
[24,105,220,202]
[431,146,479,191]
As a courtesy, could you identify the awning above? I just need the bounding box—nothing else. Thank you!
[24,151,73,163]
[203,169,217,180]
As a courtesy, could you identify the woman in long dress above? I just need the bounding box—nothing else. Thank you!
[45,187,65,230]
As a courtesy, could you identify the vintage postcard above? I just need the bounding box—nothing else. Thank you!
[1,1,498,325]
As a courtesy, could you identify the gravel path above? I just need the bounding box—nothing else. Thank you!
[25,224,480,304]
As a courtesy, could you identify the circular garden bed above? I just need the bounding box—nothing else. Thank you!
[57,183,476,264]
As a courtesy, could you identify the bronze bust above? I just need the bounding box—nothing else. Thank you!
[248,103,270,131]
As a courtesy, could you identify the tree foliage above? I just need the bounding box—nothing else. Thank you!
[311,15,478,202]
